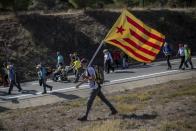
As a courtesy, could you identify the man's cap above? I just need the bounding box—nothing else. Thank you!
[103,49,108,53]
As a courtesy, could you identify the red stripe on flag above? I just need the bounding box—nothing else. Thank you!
[126,16,164,42]
[123,38,156,57]
[129,29,161,50]
[110,39,151,62]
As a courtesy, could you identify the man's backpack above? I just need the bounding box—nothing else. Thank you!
[45,66,53,76]
[94,65,104,85]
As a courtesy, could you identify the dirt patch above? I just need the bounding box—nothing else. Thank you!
[0,78,196,131]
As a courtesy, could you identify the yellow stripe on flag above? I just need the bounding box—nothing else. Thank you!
[104,9,165,63]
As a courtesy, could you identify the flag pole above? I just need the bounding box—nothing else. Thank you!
[87,40,104,67]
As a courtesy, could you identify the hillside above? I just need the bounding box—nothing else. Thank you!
[0,9,196,80]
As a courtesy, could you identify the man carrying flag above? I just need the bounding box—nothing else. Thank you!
[75,9,165,121]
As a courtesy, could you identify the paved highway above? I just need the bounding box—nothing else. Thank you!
[0,57,195,102]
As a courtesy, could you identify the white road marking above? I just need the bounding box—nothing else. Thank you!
[110,70,179,83]
[6,70,180,99]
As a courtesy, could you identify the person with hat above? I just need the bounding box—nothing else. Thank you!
[76,58,117,121]
[37,64,53,94]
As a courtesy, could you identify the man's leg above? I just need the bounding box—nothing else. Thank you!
[8,80,14,94]
[42,79,47,94]
[179,56,184,69]
[97,87,117,114]
[74,69,80,83]
[108,60,114,72]
[44,79,52,91]
[188,58,194,69]
[15,81,22,92]
[78,89,98,121]
[106,60,110,73]
[39,79,42,86]
[183,57,188,68]
[167,55,172,69]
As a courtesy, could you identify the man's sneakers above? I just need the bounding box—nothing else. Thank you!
[77,116,87,121]
[18,89,23,92]
[42,91,47,94]
[78,110,118,121]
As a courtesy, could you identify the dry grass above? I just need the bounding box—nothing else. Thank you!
[136,92,152,101]
[116,103,138,113]
[1,78,196,131]
[163,84,196,100]
[78,120,121,131]
[159,120,192,131]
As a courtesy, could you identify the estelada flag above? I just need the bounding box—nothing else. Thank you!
[104,9,165,63]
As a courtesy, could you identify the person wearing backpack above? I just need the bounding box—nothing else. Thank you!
[163,42,172,70]
[37,64,53,94]
[76,58,117,121]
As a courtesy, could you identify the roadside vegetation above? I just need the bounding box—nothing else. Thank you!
[0,78,196,130]
[0,0,195,11]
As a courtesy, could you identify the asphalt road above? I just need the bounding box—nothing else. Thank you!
[0,57,196,102]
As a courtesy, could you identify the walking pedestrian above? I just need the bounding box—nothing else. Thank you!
[72,58,83,83]
[7,63,23,95]
[76,59,117,121]
[103,49,114,73]
[177,44,186,70]
[112,50,121,69]
[1,63,9,87]
[122,53,129,69]
[37,64,53,94]
[184,44,194,69]
[56,51,64,67]
[163,42,172,69]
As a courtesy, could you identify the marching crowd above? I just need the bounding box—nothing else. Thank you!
[163,43,194,70]
[0,43,194,95]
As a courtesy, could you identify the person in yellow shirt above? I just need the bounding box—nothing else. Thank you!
[72,59,83,83]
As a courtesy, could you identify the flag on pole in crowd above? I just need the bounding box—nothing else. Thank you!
[104,9,165,63]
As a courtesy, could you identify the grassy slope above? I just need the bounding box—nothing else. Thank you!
[0,78,196,131]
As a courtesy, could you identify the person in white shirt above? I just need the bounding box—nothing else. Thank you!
[76,58,117,121]
[176,44,186,69]
[103,49,114,73]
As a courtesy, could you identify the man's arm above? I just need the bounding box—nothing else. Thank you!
[76,74,96,88]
